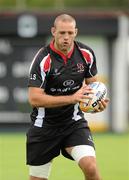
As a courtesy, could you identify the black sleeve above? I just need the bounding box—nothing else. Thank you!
[28,48,47,88]
[85,48,98,78]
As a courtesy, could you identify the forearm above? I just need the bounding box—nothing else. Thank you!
[28,85,93,108]
[29,90,74,108]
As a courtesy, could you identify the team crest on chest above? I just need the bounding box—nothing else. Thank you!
[77,63,84,72]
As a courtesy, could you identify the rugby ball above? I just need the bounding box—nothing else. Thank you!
[80,82,107,113]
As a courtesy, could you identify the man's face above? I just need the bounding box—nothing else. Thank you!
[51,21,78,53]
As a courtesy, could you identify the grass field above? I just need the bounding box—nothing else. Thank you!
[0,132,129,180]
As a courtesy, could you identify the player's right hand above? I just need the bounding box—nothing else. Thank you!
[71,85,94,104]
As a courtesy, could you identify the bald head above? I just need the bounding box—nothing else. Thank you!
[54,14,76,28]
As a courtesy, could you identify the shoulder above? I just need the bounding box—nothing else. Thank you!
[75,41,96,62]
[75,41,95,54]
[34,46,49,61]
[31,45,51,67]
[29,45,51,71]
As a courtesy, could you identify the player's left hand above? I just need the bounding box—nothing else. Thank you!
[93,98,110,113]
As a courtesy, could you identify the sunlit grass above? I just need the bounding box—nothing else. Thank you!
[0,132,128,180]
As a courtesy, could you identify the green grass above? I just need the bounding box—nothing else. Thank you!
[0,0,128,9]
[0,132,129,180]
[94,133,129,180]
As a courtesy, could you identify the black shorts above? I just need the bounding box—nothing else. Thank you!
[26,120,95,165]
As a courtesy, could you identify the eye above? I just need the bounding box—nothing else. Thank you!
[59,31,74,35]
[68,31,74,35]
[60,31,65,35]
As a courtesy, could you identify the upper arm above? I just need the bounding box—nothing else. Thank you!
[28,48,51,89]
[28,48,44,88]
[28,48,50,106]
[85,75,98,85]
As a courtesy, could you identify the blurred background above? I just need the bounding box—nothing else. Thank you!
[0,0,129,180]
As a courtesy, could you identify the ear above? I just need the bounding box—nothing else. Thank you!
[51,27,56,36]
[75,28,78,37]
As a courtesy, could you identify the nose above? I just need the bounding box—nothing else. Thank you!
[64,33,69,40]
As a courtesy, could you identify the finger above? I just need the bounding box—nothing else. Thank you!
[93,107,100,112]
[80,95,93,103]
[82,86,94,94]
[100,99,109,108]
[82,85,93,92]
[84,90,94,95]
[94,98,110,113]
[98,101,105,111]
[104,98,110,103]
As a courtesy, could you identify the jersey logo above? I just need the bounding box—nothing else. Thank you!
[77,63,84,72]
[63,80,74,87]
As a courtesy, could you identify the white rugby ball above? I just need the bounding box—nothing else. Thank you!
[80,81,107,113]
